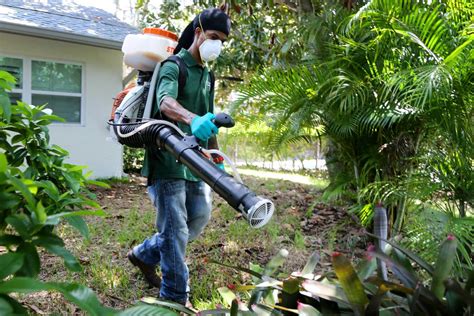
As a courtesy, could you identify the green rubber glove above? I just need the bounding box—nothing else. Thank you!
[190,113,218,141]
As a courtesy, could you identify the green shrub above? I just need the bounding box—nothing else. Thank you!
[123,146,144,174]
[0,69,115,314]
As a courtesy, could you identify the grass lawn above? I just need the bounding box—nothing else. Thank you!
[21,169,368,314]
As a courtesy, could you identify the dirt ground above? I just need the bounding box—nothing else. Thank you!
[22,173,369,314]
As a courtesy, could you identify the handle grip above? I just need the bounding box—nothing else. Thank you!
[213,113,235,128]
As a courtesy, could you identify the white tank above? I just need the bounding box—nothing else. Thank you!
[122,28,178,71]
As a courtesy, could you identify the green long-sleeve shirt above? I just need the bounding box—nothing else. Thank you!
[141,49,214,182]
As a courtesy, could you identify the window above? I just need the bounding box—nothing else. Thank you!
[0,56,84,124]
[0,57,23,104]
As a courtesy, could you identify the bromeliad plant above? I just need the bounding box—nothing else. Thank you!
[138,203,472,315]
[0,71,175,315]
[152,236,472,315]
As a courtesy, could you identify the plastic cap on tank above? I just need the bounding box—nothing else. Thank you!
[143,28,178,41]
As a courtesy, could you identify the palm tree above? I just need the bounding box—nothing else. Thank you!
[233,0,473,228]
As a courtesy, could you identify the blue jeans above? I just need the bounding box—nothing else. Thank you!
[133,179,212,303]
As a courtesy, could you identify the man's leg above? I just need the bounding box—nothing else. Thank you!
[147,184,158,209]
[186,181,212,241]
[182,181,211,304]
[147,183,162,233]
[132,180,164,267]
[128,181,162,287]
[151,179,190,304]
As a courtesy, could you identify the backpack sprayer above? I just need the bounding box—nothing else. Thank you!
[109,28,274,228]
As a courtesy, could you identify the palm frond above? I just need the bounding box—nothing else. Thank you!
[403,207,474,274]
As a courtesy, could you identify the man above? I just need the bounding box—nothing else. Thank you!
[127,8,231,305]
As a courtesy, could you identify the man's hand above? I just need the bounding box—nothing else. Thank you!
[211,152,225,171]
[191,113,218,141]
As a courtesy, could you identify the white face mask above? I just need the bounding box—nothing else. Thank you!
[199,38,222,62]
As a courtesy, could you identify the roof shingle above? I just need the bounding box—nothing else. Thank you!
[0,0,139,49]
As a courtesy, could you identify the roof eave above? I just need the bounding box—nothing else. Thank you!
[0,21,124,50]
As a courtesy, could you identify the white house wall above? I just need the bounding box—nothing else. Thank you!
[0,32,123,179]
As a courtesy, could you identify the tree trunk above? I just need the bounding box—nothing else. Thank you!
[297,0,313,14]
[394,196,407,234]
[315,139,321,169]
[459,200,466,217]
[299,158,305,171]
[325,139,343,184]
[243,138,248,166]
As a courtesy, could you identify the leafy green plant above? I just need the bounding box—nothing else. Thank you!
[402,206,474,276]
[123,146,144,174]
[359,187,473,276]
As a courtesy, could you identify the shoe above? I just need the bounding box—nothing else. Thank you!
[185,300,194,310]
[127,250,161,288]
[178,300,195,316]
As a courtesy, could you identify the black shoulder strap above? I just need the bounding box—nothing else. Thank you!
[209,71,215,110]
[162,56,215,99]
[209,71,215,93]
[162,55,187,97]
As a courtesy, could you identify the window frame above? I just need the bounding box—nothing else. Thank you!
[1,54,85,125]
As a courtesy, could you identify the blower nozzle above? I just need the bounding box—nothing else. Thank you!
[240,196,274,228]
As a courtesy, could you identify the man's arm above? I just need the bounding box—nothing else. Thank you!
[208,135,219,150]
[160,96,197,125]
[160,96,218,142]
[162,96,220,154]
